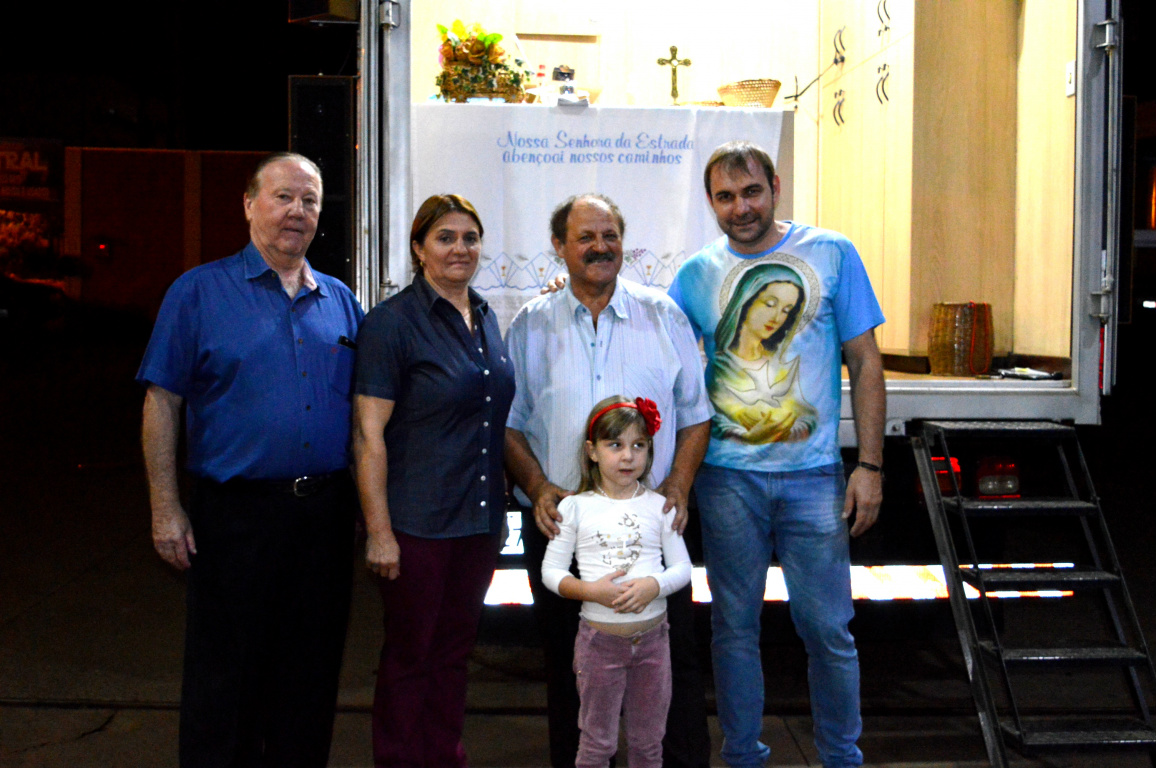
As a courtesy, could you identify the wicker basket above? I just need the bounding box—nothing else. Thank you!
[717,79,782,108]
[927,302,993,376]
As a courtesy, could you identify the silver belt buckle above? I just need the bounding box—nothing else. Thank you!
[293,476,312,497]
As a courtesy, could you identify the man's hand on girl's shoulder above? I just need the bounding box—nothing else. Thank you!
[540,274,568,294]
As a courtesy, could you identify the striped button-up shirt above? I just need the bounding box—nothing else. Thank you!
[505,277,712,504]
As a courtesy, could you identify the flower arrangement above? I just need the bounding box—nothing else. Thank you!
[435,20,531,103]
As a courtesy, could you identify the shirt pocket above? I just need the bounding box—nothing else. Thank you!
[621,364,675,409]
[325,344,357,401]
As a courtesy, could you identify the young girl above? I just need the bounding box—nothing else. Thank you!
[541,395,692,768]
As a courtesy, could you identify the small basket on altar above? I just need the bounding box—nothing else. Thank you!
[717,78,782,108]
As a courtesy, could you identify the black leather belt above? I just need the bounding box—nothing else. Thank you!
[219,470,347,497]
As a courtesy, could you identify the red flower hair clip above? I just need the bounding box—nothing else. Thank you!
[634,397,662,436]
[586,397,663,439]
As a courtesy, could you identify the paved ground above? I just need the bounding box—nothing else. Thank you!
[2,303,1154,767]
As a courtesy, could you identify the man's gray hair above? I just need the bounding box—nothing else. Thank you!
[245,152,324,202]
[549,194,626,243]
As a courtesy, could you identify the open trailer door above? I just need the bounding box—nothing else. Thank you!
[357,0,1123,423]
[870,0,1124,426]
[1088,0,1123,396]
[356,0,410,310]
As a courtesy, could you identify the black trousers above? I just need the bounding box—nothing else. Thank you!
[521,505,711,768]
[180,474,356,768]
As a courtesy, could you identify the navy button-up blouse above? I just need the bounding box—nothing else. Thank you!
[354,275,515,538]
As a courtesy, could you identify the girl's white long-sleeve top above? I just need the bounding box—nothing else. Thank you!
[541,488,692,624]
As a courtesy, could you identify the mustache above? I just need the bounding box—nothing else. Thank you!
[583,251,616,264]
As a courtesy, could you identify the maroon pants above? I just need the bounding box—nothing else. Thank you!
[372,530,501,768]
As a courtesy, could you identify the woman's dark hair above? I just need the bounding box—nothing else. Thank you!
[410,194,484,276]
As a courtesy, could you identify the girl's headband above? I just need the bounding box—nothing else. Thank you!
[587,397,662,440]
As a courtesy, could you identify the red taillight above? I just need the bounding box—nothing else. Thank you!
[931,456,961,494]
[976,456,1020,499]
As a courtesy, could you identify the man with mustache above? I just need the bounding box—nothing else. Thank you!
[505,193,714,768]
[138,153,363,767]
[668,141,886,768]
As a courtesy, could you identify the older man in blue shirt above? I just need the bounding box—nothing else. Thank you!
[505,193,714,768]
[138,153,363,768]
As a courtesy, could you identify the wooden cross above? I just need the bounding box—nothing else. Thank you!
[657,45,691,105]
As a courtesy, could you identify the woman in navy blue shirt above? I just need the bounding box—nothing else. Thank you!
[353,194,515,767]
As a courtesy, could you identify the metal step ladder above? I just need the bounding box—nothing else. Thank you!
[912,420,1156,767]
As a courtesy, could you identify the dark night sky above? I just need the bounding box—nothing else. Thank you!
[1122,0,1156,100]
[0,2,357,151]
[1,2,1151,153]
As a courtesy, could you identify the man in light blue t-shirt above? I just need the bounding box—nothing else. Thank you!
[669,141,886,768]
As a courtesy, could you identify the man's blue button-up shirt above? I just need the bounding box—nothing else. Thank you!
[137,243,365,482]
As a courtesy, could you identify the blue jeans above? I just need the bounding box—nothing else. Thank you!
[695,463,862,768]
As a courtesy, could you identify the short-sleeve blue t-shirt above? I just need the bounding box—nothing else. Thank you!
[669,223,884,472]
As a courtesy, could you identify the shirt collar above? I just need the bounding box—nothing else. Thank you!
[412,273,490,316]
[565,275,630,321]
[723,221,797,260]
[301,262,320,293]
[241,242,325,297]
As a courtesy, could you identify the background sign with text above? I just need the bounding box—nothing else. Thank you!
[413,104,787,329]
